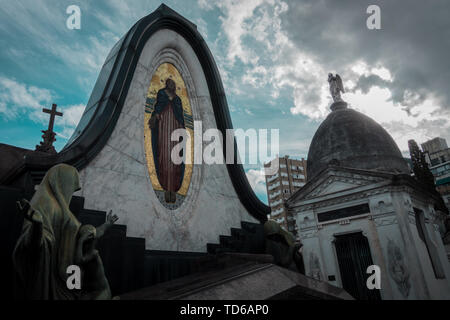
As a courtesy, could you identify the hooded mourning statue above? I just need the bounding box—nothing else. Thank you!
[12,164,117,300]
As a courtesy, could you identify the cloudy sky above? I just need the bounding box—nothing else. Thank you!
[1,0,449,203]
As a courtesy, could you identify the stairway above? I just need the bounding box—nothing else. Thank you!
[206,221,265,254]
[70,196,266,296]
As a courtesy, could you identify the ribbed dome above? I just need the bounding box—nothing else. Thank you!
[306,102,410,181]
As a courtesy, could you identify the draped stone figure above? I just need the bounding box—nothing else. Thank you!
[148,78,186,204]
[263,220,304,274]
[12,164,117,300]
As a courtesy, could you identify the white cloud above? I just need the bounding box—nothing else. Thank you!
[351,61,393,83]
[198,0,215,11]
[206,0,337,120]
[351,61,370,76]
[195,18,208,39]
[244,108,254,115]
[371,66,393,82]
[53,104,85,140]
[0,76,52,120]
[53,103,85,140]
[214,0,267,65]
[57,104,85,127]
[211,0,290,68]
[55,126,78,140]
[0,76,85,141]
[345,86,450,152]
[246,168,267,195]
[0,101,9,118]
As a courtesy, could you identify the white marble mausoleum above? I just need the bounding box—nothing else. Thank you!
[286,101,450,300]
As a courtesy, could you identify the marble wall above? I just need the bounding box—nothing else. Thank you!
[77,29,257,252]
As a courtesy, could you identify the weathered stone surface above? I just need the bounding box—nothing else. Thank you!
[119,254,353,300]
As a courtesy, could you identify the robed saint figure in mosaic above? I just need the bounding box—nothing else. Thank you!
[148,78,185,204]
[144,63,194,209]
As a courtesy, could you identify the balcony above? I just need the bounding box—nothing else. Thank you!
[268,182,280,190]
[269,190,281,199]
[266,173,279,183]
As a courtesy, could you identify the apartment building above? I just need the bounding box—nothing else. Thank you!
[264,155,307,237]
[422,137,450,211]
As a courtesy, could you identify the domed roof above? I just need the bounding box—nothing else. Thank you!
[306,102,410,181]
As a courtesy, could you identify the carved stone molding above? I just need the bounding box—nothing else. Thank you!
[374,216,398,227]
[308,252,323,281]
[387,238,410,298]
[301,229,319,239]
[305,172,385,200]
[295,186,391,212]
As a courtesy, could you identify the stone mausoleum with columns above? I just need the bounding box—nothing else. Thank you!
[286,100,450,300]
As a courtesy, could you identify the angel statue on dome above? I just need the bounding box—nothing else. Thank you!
[328,73,345,102]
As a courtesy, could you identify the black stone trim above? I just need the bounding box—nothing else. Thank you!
[6,4,268,221]
[317,203,370,223]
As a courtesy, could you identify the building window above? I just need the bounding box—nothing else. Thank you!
[431,158,440,166]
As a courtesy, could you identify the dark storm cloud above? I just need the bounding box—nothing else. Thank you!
[280,0,450,109]
[354,74,390,94]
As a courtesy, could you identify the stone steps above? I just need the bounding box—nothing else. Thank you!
[69,196,266,296]
[0,191,267,298]
[207,221,265,255]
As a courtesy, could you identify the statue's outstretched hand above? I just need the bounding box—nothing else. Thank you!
[17,199,43,224]
[96,210,118,239]
[106,210,118,225]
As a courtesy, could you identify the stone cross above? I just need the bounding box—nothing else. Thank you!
[43,103,63,132]
[35,103,63,154]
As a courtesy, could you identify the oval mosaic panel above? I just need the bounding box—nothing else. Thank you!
[144,63,194,209]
